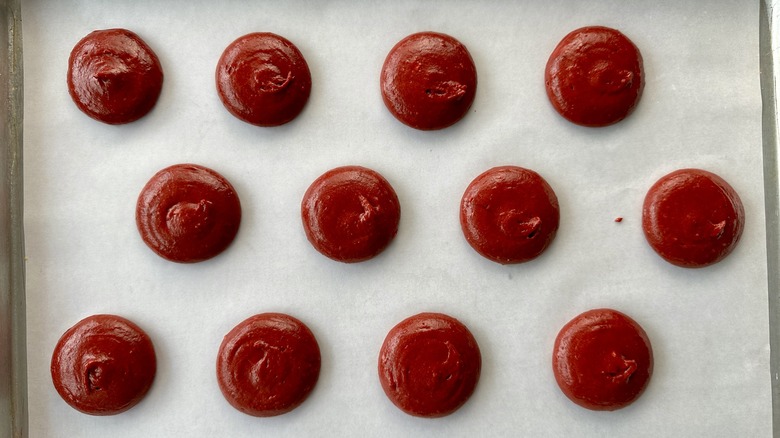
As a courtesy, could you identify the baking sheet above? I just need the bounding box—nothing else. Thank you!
[20,0,771,436]
[761,1,780,434]
[1,0,26,437]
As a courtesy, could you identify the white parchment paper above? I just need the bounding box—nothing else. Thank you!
[22,1,770,436]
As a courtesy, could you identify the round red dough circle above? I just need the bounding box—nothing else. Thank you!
[553,308,653,411]
[381,32,477,130]
[216,32,311,126]
[378,312,481,418]
[67,28,163,125]
[460,166,560,264]
[301,166,400,263]
[642,168,745,268]
[217,313,321,417]
[50,314,156,415]
[136,164,242,263]
[545,26,643,127]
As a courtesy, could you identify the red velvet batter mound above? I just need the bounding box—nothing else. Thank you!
[642,168,745,268]
[460,166,560,264]
[216,32,311,126]
[378,313,481,418]
[51,314,156,415]
[217,313,321,417]
[545,26,643,127]
[553,308,653,411]
[301,166,400,263]
[67,28,163,124]
[136,164,242,263]
[381,32,477,130]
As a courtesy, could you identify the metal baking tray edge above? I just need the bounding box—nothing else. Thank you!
[762,1,780,437]
[1,1,777,437]
[2,0,25,436]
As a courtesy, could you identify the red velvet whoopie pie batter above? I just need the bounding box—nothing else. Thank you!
[642,168,745,268]
[136,164,242,263]
[51,314,156,415]
[545,26,643,127]
[216,32,311,126]
[378,313,481,418]
[460,166,560,264]
[553,308,653,411]
[381,32,477,130]
[217,313,321,417]
[68,28,163,124]
[301,166,400,263]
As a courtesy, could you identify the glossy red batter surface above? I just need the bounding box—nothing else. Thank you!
[216,32,311,126]
[136,164,241,263]
[67,28,163,125]
[460,166,560,264]
[381,32,477,130]
[545,26,643,127]
[301,166,400,263]
[50,314,156,415]
[378,313,481,418]
[553,308,653,411]
[642,168,745,268]
[217,313,321,417]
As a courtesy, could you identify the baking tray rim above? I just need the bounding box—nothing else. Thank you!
[3,1,779,437]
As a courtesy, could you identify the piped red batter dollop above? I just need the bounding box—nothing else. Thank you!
[545,26,643,127]
[136,164,241,263]
[51,314,156,415]
[301,166,400,263]
[217,313,321,417]
[460,166,560,264]
[67,28,163,124]
[643,168,745,268]
[378,312,481,418]
[216,32,311,126]
[553,308,653,411]
[381,32,477,130]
